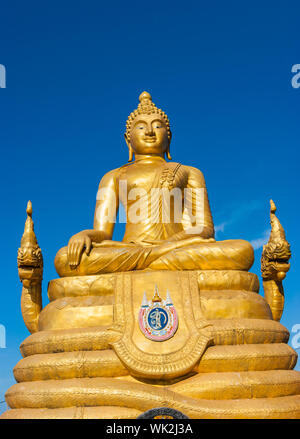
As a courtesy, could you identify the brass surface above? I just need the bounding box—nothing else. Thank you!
[194,343,297,373]
[2,91,299,419]
[0,407,142,419]
[13,343,297,383]
[47,270,260,300]
[170,370,300,399]
[14,350,128,382]
[19,318,289,358]
[200,290,272,320]
[20,326,118,357]
[38,296,114,331]
[5,377,300,419]
[1,406,142,419]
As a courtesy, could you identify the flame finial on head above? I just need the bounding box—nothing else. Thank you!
[139,91,153,104]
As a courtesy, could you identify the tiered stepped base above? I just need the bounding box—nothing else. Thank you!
[1,270,300,419]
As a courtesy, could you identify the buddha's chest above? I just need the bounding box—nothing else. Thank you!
[118,163,187,197]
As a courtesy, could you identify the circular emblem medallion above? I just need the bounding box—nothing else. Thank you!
[137,407,189,419]
[138,286,178,341]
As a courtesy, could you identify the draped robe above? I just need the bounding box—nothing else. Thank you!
[55,160,254,277]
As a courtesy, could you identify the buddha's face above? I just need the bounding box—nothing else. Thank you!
[127,114,170,156]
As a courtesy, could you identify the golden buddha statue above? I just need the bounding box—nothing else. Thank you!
[1,92,300,419]
[54,91,253,277]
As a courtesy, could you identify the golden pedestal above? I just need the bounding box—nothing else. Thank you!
[3,92,298,418]
[2,269,300,419]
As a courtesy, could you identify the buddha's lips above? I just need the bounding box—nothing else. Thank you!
[143,137,156,143]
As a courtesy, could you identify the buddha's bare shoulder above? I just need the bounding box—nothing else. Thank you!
[98,166,123,187]
[175,163,206,183]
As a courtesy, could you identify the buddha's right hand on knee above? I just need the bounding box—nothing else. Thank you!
[67,232,92,269]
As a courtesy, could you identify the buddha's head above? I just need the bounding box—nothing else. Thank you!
[125,92,172,161]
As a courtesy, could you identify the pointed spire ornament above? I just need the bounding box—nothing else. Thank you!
[166,290,173,305]
[141,291,149,308]
[152,284,162,302]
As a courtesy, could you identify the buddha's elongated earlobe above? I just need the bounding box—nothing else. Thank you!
[166,131,172,160]
[166,146,172,160]
[128,145,133,162]
[125,133,134,162]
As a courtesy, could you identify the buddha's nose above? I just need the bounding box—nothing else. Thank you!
[145,126,155,136]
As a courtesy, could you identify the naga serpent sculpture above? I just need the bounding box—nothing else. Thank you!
[17,201,43,334]
[261,200,291,322]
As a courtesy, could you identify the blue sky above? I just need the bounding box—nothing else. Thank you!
[0,1,300,413]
